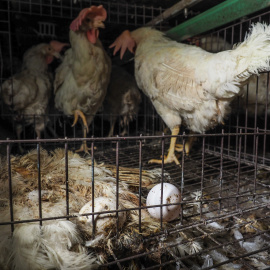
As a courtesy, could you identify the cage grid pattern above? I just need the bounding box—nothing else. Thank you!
[1,2,270,270]
[0,0,165,26]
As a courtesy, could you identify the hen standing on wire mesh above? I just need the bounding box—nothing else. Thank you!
[54,5,111,153]
[1,41,67,153]
[110,23,270,165]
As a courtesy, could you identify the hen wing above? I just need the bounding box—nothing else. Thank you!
[1,71,39,111]
[54,49,73,95]
[148,54,212,113]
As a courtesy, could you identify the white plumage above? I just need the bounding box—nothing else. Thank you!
[0,149,164,269]
[197,33,270,119]
[54,5,111,153]
[111,23,270,164]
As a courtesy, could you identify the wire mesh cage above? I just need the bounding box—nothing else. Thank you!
[0,1,270,269]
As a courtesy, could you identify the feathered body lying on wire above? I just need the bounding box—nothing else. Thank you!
[0,148,169,269]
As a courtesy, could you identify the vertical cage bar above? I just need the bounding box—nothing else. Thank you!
[91,117,95,136]
[180,134,185,223]
[37,141,42,226]
[136,112,138,136]
[65,139,69,219]
[235,94,240,159]
[160,133,165,230]
[200,135,205,219]
[34,115,36,138]
[115,136,120,238]
[228,117,231,158]
[253,76,259,160]
[230,24,235,47]
[143,96,147,133]
[253,128,259,205]
[91,139,95,238]
[236,129,242,209]
[239,21,243,41]
[219,129,224,213]
[151,104,155,135]
[138,135,143,233]
[7,140,14,232]
[64,118,67,137]
[263,72,269,165]
[244,84,249,159]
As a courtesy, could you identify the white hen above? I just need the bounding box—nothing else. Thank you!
[110,23,270,165]
[54,5,111,153]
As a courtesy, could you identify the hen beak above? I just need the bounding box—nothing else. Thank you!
[93,20,105,29]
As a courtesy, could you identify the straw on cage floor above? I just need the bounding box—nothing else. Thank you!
[0,141,270,269]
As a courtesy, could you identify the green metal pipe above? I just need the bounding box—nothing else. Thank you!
[167,0,270,41]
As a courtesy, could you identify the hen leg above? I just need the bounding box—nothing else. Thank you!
[72,110,91,154]
[120,116,128,136]
[175,135,196,155]
[107,117,116,137]
[75,126,91,154]
[149,125,180,165]
[15,124,24,154]
[120,127,128,136]
[72,110,89,133]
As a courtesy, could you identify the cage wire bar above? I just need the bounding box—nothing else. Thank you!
[0,2,270,270]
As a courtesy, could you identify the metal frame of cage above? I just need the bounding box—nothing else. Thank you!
[1,1,270,269]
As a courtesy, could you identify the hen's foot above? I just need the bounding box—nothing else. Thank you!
[175,137,196,155]
[149,153,180,166]
[175,143,190,155]
[75,142,91,154]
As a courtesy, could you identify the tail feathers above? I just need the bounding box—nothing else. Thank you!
[215,23,270,99]
[233,23,270,80]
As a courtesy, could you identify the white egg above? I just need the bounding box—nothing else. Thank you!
[78,196,126,235]
[146,183,181,221]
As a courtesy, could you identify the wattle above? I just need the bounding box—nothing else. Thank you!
[87,28,99,44]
